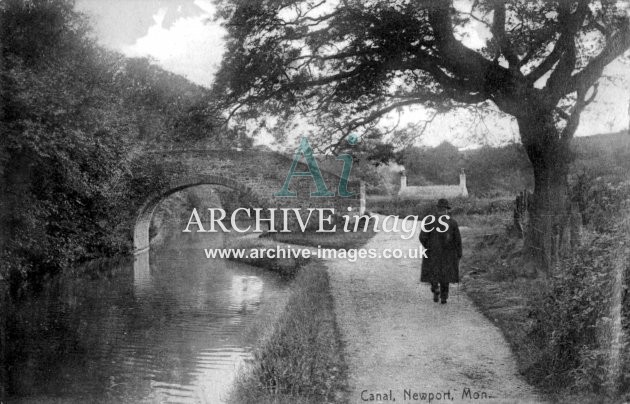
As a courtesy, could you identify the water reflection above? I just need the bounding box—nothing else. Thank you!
[133,251,152,297]
[6,231,286,403]
[229,276,264,314]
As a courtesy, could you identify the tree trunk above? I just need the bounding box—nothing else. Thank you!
[518,113,572,274]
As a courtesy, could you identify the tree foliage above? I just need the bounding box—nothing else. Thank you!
[214,0,629,146]
[401,141,461,185]
[0,0,220,291]
[1,0,127,288]
[213,0,630,270]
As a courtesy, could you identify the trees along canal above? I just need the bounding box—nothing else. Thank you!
[0,0,217,290]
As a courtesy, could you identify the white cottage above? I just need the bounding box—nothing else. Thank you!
[398,168,468,199]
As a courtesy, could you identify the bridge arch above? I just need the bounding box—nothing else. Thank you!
[133,174,266,253]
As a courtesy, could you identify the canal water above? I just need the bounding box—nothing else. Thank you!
[3,216,287,403]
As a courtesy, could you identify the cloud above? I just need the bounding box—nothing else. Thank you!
[122,0,225,87]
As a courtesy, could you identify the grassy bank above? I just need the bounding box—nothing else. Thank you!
[460,231,546,382]
[367,195,514,228]
[229,261,348,404]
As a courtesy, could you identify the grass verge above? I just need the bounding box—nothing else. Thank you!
[367,195,514,218]
[228,261,348,404]
[460,231,545,382]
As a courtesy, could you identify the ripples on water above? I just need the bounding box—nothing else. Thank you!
[4,231,287,403]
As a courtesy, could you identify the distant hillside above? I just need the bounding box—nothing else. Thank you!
[396,131,629,197]
[571,131,630,181]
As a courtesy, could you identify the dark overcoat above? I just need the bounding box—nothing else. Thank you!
[419,216,462,284]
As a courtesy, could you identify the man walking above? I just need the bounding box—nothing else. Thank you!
[419,198,462,304]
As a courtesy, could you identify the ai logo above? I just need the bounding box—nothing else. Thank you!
[275,136,357,198]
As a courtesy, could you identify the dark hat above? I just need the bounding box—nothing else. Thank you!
[437,198,451,210]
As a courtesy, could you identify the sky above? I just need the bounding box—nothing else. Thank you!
[77,0,225,85]
[76,0,630,149]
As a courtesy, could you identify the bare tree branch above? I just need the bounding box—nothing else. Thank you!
[543,0,590,102]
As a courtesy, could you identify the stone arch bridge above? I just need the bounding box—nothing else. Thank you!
[133,149,365,252]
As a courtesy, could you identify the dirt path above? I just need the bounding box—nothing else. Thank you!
[325,219,542,403]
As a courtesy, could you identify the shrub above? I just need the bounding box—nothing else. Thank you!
[527,230,616,392]
[526,179,630,396]
[573,178,630,232]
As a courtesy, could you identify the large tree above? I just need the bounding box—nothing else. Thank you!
[213,0,630,271]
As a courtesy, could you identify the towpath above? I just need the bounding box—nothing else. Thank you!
[325,218,542,403]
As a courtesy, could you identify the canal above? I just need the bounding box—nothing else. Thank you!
[3,192,287,403]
